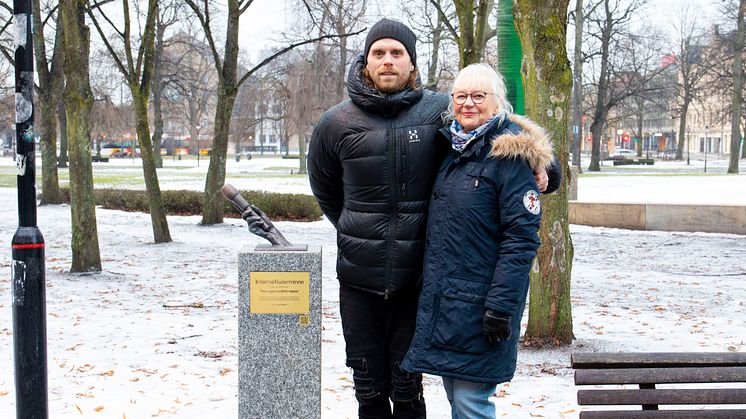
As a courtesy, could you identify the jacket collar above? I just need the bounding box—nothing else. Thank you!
[439,117,511,159]
[439,114,554,171]
[347,53,423,117]
[489,114,554,171]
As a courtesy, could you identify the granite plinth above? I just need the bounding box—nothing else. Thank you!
[238,246,322,419]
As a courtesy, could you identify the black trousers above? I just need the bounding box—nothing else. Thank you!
[339,284,427,419]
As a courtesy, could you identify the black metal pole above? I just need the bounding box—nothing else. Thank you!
[11,1,49,418]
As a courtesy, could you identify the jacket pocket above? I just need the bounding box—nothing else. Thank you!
[430,290,489,354]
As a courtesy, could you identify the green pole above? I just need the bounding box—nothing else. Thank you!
[497,0,524,115]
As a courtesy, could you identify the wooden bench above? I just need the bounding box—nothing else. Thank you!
[571,352,746,418]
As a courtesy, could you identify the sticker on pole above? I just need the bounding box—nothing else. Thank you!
[523,190,541,215]
[16,154,26,176]
[12,260,26,306]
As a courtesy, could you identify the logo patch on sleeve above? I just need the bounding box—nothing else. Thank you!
[523,190,541,215]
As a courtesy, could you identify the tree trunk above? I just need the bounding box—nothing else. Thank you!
[454,0,491,67]
[38,99,61,204]
[33,0,63,204]
[202,90,237,224]
[151,20,166,169]
[678,100,689,162]
[729,0,745,173]
[57,96,68,168]
[515,0,574,346]
[201,0,240,225]
[60,0,101,272]
[636,109,643,156]
[571,0,583,168]
[298,119,307,174]
[426,10,444,91]
[133,91,172,242]
[588,114,605,171]
[587,1,612,172]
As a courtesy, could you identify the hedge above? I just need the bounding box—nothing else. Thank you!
[59,188,322,222]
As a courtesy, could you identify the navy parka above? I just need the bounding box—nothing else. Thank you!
[401,114,554,384]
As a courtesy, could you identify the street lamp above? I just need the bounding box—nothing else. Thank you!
[11,4,49,418]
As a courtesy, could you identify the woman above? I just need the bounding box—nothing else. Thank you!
[401,64,554,418]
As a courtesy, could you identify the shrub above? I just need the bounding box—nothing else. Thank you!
[59,188,322,221]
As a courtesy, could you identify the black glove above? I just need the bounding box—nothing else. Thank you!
[482,309,512,344]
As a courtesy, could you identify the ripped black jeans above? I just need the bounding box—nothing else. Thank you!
[339,285,426,419]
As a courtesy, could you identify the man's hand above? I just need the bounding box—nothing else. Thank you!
[534,169,548,193]
[242,205,273,236]
[482,309,512,344]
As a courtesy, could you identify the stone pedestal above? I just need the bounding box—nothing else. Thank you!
[238,246,322,419]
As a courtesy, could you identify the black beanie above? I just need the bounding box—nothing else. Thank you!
[364,18,417,67]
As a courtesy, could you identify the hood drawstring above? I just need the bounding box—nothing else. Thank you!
[473,150,489,189]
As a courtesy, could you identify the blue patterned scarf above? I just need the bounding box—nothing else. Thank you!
[449,111,505,153]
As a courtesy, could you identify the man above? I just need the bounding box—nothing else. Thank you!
[309,18,559,418]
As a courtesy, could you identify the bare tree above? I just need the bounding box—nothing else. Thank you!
[162,29,217,158]
[150,1,182,168]
[404,0,456,91]
[31,0,65,204]
[671,8,718,161]
[427,0,495,67]
[729,0,745,172]
[300,0,367,101]
[89,49,133,145]
[0,0,64,203]
[88,0,172,243]
[60,0,102,272]
[613,27,671,157]
[571,0,585,167]
[584,0,664,171]
[184,0,361,224]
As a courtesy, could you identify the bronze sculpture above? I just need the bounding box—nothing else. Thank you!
[221,184,292,247]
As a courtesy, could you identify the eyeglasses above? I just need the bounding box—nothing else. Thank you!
[451,91,492,105]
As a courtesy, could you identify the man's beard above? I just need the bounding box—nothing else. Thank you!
[364,67,410,93]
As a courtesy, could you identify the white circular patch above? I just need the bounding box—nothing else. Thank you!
[523,190,541,215]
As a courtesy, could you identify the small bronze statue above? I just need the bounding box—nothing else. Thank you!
[221,184,292,247]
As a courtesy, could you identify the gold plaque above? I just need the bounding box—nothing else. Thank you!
[250,272,310,314]
[298,315,310,326]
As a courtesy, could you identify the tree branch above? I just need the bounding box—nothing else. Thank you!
[237,29,365,88]
[429,0,459,42]
[88,0,125,38]
[238,0,254,15]
[86,6,130,80]
[183,0,224,79]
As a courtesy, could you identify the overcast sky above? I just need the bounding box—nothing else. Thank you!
[238,0,720,62]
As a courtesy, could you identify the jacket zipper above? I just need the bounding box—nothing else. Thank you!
[384,122,398,298]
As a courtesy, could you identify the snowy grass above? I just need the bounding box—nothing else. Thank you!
[0,155,745,418]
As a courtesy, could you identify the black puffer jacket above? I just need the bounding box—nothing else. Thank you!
[308,54,450,296]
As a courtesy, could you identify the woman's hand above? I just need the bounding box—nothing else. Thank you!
[534,169,548,193]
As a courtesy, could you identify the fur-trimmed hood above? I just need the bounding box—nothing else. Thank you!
[489,114,554,171]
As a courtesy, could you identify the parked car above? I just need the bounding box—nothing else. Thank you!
[610,149,637,159]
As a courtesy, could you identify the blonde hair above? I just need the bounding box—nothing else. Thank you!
[448,63,513,117]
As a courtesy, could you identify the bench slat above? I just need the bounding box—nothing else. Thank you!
[575,367,746,385]
[580,409,746,419]
[578,388,746,406]
[572,352,746,369]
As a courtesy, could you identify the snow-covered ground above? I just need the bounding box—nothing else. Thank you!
[0,156,745,418]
